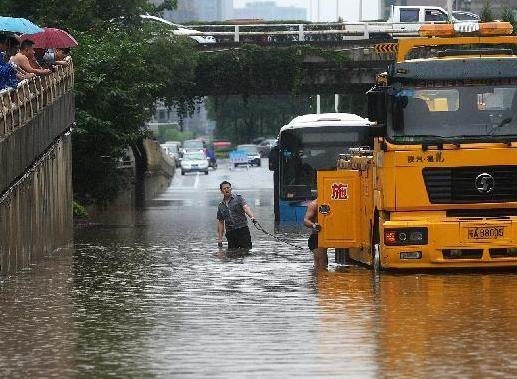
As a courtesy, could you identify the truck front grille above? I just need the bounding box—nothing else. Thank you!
[423,166,517,204]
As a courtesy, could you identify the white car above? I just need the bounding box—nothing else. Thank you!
[140,14,216,43]
[180,151,209,175]
[452,11,480,22]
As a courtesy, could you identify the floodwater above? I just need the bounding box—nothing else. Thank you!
[1,159,516,378]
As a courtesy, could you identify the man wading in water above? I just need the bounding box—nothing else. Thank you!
[304,199,328,270]
[217,181,257,249]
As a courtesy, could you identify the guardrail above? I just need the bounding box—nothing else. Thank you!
[0,63,75,140]
[0,64,75,194]
[183,22,425,43]
[185,22,371,42]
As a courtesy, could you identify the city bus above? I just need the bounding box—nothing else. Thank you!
[269,113,371,222]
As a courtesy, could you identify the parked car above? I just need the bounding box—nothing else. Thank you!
[161,142,181,167]
[140,14,216,43]
[180,151,209,175]
[257,138,277,157]
[236,144,261,167]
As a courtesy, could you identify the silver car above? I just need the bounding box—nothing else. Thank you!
[237,144,261,167]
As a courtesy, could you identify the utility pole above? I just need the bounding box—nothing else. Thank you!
[317,0,320,22]
[359,0,363,22]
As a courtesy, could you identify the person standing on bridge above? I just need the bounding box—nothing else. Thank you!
[217,181,257,249]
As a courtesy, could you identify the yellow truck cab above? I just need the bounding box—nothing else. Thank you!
[317,22,517,269]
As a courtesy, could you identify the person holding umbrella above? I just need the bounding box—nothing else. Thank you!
[20,27,78,69]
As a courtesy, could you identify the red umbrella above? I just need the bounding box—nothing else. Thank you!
[20,27,78,49]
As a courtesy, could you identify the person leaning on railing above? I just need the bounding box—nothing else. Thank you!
[10,39,51,78]
[0,35,21,90]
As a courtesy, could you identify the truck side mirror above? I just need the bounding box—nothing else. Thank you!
[268,145,278,171]
[367,87,386,124]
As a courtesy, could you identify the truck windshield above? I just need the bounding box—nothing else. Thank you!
[279,126,369,200]
[388,83,517,143]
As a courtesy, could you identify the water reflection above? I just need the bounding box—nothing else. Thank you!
[376,273,517,378]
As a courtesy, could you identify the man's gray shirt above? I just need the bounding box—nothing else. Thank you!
[217,194,248,231]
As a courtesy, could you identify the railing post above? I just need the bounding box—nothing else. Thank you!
[234,25,240,42]
[298,24,305,42]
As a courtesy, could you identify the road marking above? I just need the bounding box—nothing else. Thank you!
[194,173,200,189]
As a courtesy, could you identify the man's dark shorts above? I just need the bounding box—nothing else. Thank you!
[308,233,318,250]
[226,226,252,249]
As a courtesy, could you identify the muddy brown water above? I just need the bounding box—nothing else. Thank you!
[1,161,516,378]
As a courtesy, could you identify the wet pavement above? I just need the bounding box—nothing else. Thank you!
[1,159,517,378]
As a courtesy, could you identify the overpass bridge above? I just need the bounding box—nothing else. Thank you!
[184,21,410,45]
[184,22,399,95]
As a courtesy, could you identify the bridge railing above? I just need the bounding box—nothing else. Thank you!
[186,22,371,42]
[0,63,75,140]
[0,64,75,195]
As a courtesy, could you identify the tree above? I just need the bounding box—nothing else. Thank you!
[480,1,495,22]
[206,93,368,145]
[501,7,517,35]
[71,22,198,203]
[0,0,177,32]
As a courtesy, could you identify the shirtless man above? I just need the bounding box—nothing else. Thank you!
[10,40,51,77]
[304,199,328,269]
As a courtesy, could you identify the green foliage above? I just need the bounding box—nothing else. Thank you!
[71,22,198,203]
[195,44,349,96]
[501,8,517,35]
[206,93,367,145]
[155,124,194,143]
[480,2,495,22]
[0,0,177,31]
[73,201,89,219]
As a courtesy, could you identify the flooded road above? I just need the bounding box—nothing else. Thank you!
[1,159,517,378]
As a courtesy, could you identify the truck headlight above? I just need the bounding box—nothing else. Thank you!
[384,228,428,246]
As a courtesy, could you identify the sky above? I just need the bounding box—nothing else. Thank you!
[232,0,381,22]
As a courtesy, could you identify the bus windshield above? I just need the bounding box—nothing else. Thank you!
[279,126,369,200]
[388,83,517,144]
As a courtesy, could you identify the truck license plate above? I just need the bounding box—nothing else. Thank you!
[467,226,505,240]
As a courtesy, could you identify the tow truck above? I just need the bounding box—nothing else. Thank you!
[317,22,517,269]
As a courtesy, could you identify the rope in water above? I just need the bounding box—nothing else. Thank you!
[252,220,306,251]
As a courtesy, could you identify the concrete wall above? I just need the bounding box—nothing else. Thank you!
[0,65,75,275]
[86,139,175,224]
[143,139,175,201]
[0,134,73,274]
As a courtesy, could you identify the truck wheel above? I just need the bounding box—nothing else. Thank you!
[204,171,209,175]
[372,215,382,272]
[335,248,349,264]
